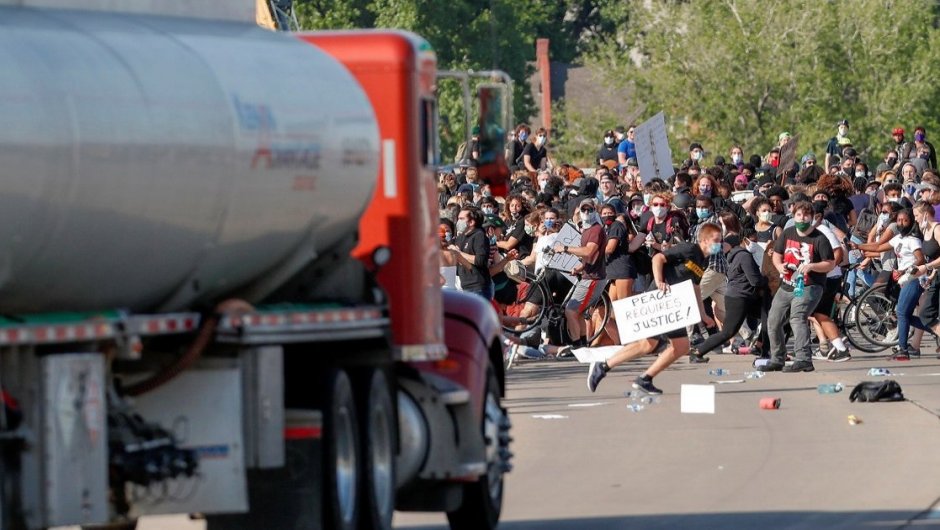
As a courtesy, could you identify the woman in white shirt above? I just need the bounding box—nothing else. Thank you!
[854,209,925,358]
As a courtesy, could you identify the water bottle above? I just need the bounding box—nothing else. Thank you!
[868,367,891,376]
[708,368,729,376]
[753,358,770,368]
[793,274,805,298]
[817,383,844,394]
[628,403,645,412]
[745,371,765,379]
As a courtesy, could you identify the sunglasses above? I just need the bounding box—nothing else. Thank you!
[580,207,596,213]
[650,202,668,207]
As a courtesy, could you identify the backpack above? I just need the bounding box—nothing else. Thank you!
[849,380,905,402]
[853,195,879,240]
[646,211,688,242]
[760,239,781,296]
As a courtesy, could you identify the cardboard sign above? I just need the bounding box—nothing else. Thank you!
[612,280,701,344]
[634,112,674,184]
[546,221,582,274]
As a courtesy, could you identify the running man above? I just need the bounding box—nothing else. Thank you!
[587,222,722,395]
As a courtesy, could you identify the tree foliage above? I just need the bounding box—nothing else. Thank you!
[588,0,940,163]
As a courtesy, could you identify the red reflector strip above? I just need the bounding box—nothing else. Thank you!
[284,426,322,440]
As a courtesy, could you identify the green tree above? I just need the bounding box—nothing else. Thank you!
[586,0,940,164]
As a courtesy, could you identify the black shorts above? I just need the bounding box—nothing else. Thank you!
[813,277,842,318]
[664,328,688,339]
[919,275,940,328]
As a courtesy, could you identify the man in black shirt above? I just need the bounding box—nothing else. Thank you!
[448,206,492,300]
[586,223,722,395]
[760,201,836,373]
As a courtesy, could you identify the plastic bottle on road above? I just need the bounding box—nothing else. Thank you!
[708,368,729,376]
[868,368,891,376]
[745,371,765,379]
[817,383,844,394]
[628,403,645,412]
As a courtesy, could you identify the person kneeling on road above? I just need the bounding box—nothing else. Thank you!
[553,198,607,349]
[586,222,722,395]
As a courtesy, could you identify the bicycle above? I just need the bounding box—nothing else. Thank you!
[501,264,613,346]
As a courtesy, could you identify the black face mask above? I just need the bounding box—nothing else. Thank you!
[900,223,914,236]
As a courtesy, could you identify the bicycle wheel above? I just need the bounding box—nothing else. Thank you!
[855,285,907,348]
[585,291,613,344]
[840,297,885,353]
[500,275,551,337]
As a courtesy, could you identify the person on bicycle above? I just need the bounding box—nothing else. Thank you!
[586,223,722,395]
[553,198,607,349]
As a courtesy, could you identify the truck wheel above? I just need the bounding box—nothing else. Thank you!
[446,369,510,530]
[325,369,360,530]
[357,369,395,530]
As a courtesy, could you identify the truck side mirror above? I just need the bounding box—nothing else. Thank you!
[476,86,509,196]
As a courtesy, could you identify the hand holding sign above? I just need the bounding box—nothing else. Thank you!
[613,280,701,344]
[547,222,582,274]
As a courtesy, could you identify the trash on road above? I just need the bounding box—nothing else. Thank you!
[817,383,844,394]
[759,397,781,410]
[681,384,715,414]
[710,379,746,384]
[708,368,730,376]
[567,402,608,408]
[531,414,568,420]
[868,368,892,376]
[847,414,862,425]
[745,371,765,379]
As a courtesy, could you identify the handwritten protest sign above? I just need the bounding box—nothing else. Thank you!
[547,222,582,280]
[634,112,674,184]
[613,280,701,344]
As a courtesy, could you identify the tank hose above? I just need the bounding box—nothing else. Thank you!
[123,299,254,397]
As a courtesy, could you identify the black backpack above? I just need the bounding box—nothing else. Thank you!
[849,380,905,402]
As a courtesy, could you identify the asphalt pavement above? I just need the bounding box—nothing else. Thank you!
[394,347,940,530]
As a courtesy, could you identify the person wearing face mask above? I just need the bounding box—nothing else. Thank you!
[510,124,531,171]
[825,119,850,171]
[692,226,766,362]
[586,223,721,395]
[913,126,937,169]
[522,127,549,173]
[447,206,492,300]
[496,195,533,259]
[853,209,926,359]
[600,204,635,311]
[642,192,690,254]
[688,142,705,166]
[758,201,836,373]
[892,127,915,163]
[909,202,940,358]
[552,199,608,349]
[752,198,782,244]
[729,145,745,168]
[597,129,619,168]
[438,218,458,288]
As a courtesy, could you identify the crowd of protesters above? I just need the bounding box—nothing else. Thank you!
[438,119,940,394]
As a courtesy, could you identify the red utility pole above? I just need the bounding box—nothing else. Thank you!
[536,38,551,133]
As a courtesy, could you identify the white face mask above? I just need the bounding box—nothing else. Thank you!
[838,126,848,137]
[651,206,667,219]
[604,136,614,145]
[581,211,600,228]
[731,154,742,164]
[643,193,652,206]
[758,211,773,223]
[887,197,900,203]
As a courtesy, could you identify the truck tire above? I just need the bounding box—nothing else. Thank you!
[357,369,395,530]
[325,369,360,530]
[446,369,508,530]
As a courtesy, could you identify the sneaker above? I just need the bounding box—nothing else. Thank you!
[812,349,830,361]
[889,350,910,361]
[827,349,852,363]
[908,349,921,359]
[555,345,573,358]
[782,360,815,372]
[757,361,785,372]
[632,376,663,395]
[587,361,608,393]
[690,332,704,346]
[689,351,710,364]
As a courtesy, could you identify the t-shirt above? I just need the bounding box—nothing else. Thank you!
[890,234,923,270]
[454,228,491,292]
[597,145,618,164]
[604,220,631,278]
[773,226,835,290]
[656,242,708,287]
[522,143,547,170]
[579,223,607,280]
[815,224,843,278]
[533,233,558,274]
[504,215,533,258]
[617,139,636,160]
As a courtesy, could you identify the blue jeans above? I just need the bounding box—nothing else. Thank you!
[847,237,875,298]
[768,284,823,363]
[897,280,924,350]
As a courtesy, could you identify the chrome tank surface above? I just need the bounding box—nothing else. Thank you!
[0,7,378,313]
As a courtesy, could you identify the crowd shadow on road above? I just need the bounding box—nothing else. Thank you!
[396,509,940,530]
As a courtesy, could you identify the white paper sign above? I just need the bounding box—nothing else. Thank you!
[571,345,623,363]
[547,221,582,276]
[680,384,715,414]
[634,112,674,184]
[613,280,701,344]
[440,266,457,289]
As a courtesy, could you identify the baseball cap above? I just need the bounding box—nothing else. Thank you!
[893,127,905,136]
[458,158,477,168]
[604,129,615,137]
[837,119,849,127]
[689,142,703,151]
[626,157,639,168]
[482,214,505,229]
[734,173,749,184]
[778,131,792,141]
[457,184,475,194]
